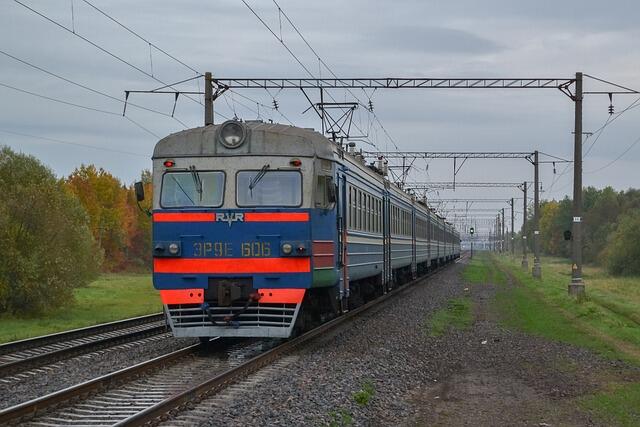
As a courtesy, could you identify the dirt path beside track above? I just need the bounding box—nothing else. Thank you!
[408,260,635,426]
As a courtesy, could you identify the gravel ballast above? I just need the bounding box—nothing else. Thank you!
[0,333,197,409]
[167,258,639,426]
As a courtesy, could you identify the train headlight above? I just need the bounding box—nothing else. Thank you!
[281,243,293,255]
[218,120,247,149]
[168,243,180,255]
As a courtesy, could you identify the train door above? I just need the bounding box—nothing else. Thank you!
[382,186,391,291]
[337,169,349,311]
[411,208,417,279]
[427,214,432,270]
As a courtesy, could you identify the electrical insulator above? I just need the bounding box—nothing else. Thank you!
[608,92,614,115]
[608,104,614,115]
[368,100,374,112]
[553,161,556,174]
[272,99,279,110]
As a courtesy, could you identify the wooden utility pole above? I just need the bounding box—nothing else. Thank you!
[569,72,586,296]
[205,72,213,126]
[501,208,505,254]
[510,198,515,256]
[532,150,542,278]
[521,182,528,269]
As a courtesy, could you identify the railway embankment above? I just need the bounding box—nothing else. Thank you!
[170,254,640,426]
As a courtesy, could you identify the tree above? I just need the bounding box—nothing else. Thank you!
[604,212,640,276]
[66,165,135,271]
[0,147,100,314]
[126,170,153,270]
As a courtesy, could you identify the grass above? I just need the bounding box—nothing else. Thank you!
[494,255,640,364]
[0,274,161,343]
[580,383,640,427]
[488,254,640,427]
[352,380,376,406]
[328,409,353,427]
[426,297,473,337]
[463,253,507,286]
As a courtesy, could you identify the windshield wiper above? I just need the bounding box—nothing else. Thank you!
[189,165,203,201]
[249,164,270,193]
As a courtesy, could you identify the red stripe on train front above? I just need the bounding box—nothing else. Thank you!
[244,212,309,222]
[258,288,305,304]
[160,289,204,304]
[154,257,311,274]
[153,212,214,222]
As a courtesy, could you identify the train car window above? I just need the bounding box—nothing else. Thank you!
[367,194,371,231]
[237,170,301,206]
[348,187,353,229]
[356,190,361,230]
[314,175,335,209]
[160,171,225,208]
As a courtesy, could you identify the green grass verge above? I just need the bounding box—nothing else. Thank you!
[494,255,640,365]
[463,253,507,286]
[580,383,640,427]
[0,274,161,343]
[426,297,473,337]
[471,253,640,426]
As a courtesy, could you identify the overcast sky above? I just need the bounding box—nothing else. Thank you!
[1,0,639,232]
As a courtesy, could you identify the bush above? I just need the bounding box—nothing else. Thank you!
[604,212,640,276]
[0,147,101,315]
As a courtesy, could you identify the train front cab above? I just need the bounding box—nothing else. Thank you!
[151,122,338,339]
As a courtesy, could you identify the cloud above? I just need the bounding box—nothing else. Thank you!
[363,25,503,55]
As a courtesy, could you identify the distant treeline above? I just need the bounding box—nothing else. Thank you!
[525,186,640,276]
[0,146,151,315]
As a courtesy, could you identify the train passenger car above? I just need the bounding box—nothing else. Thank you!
[145,120,460,340]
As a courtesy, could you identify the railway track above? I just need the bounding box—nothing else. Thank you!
[0,261,458,426]
[0,313,166,378]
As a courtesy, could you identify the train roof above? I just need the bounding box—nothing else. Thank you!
[153,121,334,160]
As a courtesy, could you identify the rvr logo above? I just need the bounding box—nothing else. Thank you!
[216,212,244,227]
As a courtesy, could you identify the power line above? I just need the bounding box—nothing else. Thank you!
[13,0,203,113]
[0,48,188,127]
[0,81,160,139]
[79,0,199,74]
[239,0,386,149]
[77,0,288,124]
[0,81,120,116]
[270,0,399,150]
[0,128,148,157]
[586,133,640,174]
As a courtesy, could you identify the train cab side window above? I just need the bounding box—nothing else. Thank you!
[315,175,335,209]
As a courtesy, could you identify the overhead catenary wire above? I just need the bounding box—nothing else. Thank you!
[0,128,148,157]
[0,48,188,127]
[240,0,390,152]
[0,81,161,139]
[77,0,288,124]
[586,134,640,174]
[547,94,640,194]
[268,0,400,151]
[12,0,204,112]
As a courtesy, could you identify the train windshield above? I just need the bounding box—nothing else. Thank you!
[237,170,302,206]
[160,171,225,207]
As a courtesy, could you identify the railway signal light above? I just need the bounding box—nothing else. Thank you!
[470,227,475,235]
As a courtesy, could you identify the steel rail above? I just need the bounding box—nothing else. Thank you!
[118,260,460,426]
[0,342,205,424]
[0,313,163,355]
[0,315,166,377]
[0,259,461,425]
